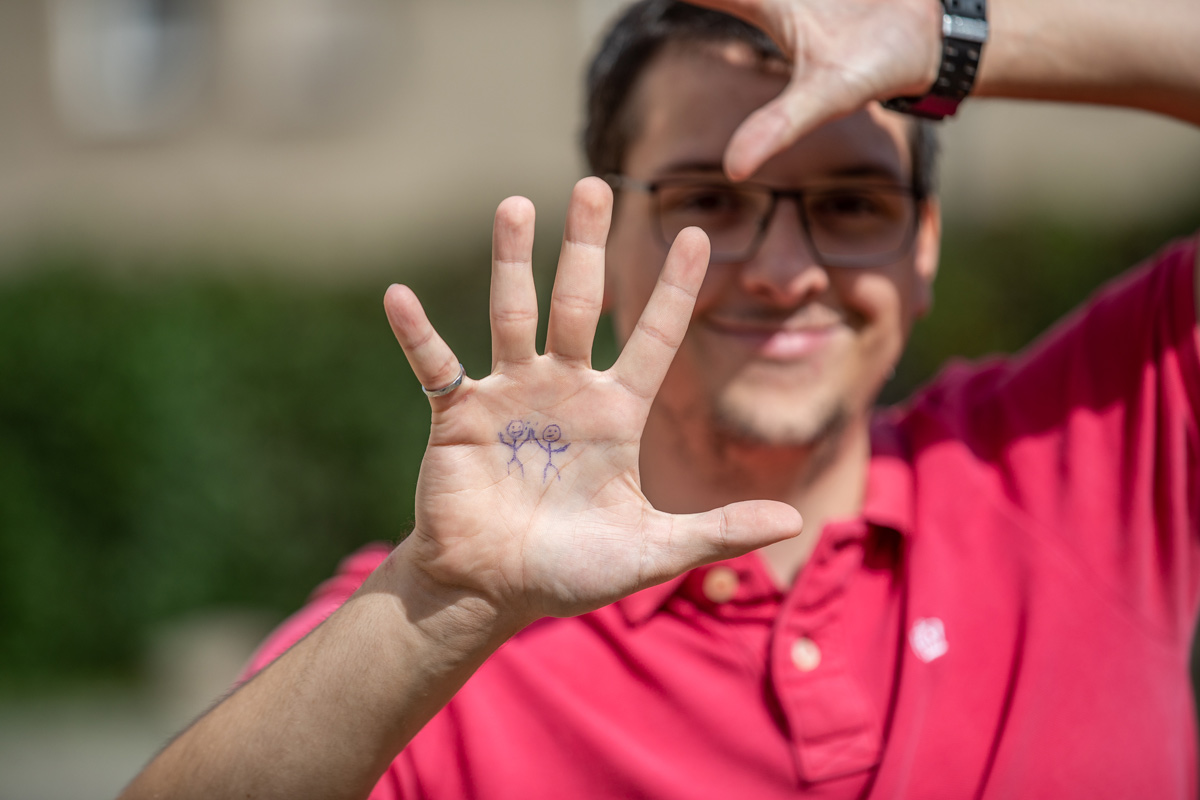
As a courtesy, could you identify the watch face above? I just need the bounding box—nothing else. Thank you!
[945,14,990,42]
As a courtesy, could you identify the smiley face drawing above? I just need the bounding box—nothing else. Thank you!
[536,424,569,482]
[498,420,534,476]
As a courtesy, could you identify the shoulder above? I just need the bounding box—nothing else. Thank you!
[898,233,1200,451]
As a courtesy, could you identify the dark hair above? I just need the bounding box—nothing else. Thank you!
[583,0,939,200]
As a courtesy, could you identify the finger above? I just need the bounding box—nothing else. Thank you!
[491,196,539,368]
[646,0,806,180]
[678,0,784,46]
[643,500,804,584]
[610,226,709,400]
[725,76,864,181]
[544,177,611,364]
[384,284,467,404]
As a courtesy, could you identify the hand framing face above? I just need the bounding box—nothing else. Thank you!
[682,0,942,179]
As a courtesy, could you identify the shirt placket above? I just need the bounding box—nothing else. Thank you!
[771,521,883,784]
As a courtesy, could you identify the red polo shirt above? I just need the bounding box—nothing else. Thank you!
[246,236,1200,798]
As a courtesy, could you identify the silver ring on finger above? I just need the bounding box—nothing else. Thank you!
[421,363,466,398]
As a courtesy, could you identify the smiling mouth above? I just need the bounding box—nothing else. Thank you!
[704,317,841,361]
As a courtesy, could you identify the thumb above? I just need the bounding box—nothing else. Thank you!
[725,76,864,181]
[649,500,804,578]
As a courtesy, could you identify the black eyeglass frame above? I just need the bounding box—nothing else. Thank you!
[606,173,925,268]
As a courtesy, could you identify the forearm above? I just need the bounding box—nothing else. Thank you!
[120,543,517,800]
[976,0,1200,123]
[118,179,803,799]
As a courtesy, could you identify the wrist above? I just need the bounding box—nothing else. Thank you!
[361,536,529,656]
[884,0,989,120]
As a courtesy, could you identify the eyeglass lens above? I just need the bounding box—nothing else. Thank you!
[652,181,916,265]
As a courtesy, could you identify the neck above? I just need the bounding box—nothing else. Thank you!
[640,405,871,586]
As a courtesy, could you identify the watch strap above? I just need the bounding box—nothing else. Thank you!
[883,0,988,120]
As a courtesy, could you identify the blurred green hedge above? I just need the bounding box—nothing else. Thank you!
[0,248,508,691]
[0,200,1197,693]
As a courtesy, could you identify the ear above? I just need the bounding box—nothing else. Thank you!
[911,196,941,318]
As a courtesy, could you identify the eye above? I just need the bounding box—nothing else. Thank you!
[809,191,888,219]
[681,189,737,212]
[806,188,914,235]
[660,185,752,217]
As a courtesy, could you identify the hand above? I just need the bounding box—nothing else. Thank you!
[383,178,802,629]
[685,0,943,179]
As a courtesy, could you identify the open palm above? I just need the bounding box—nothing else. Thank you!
[383,178,802,626]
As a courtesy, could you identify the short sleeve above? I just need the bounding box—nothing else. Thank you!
[239,543,392,680]
[907,235,1200,642]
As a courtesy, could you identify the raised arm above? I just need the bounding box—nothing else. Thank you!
[118,179,803,800]
[686,0,1200,180]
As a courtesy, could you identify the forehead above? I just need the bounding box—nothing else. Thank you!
[623,41,912,183]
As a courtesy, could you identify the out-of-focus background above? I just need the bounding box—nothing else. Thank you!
[0,1,1198,797]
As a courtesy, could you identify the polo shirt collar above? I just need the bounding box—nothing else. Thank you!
[616,574,690,626]
[616,414,914,626]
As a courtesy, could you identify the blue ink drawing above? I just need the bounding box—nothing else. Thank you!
[498,419,534,476]
[536,424,570,483]
[498,421,570,481]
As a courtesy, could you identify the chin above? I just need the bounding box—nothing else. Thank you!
[711,393,850,450]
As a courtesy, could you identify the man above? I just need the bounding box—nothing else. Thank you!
[122,0,1200,797]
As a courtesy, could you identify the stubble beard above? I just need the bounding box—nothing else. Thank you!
[709,389,852,467]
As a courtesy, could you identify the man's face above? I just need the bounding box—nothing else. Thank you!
[605,41,940,448]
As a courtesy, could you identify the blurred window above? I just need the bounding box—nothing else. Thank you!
[50,0,210,140]
[225,0,382,135]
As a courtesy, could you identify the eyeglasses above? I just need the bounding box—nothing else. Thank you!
[607,174,921,268]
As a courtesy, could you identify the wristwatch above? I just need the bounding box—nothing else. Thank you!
[883,0,988,120]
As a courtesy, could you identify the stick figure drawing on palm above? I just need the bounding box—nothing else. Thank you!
[499,420,534,476]
[536,424,569,483]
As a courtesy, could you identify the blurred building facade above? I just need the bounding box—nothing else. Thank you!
[0,0,1197,272]
[1,0,595,271]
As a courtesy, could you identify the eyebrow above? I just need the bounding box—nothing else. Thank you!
[652,159,908,185]
[823,164,908,183]
[653,159,726,178]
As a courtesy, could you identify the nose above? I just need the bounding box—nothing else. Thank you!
[737,197,830,304]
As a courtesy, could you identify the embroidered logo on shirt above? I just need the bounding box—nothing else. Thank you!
[909,618,948,663]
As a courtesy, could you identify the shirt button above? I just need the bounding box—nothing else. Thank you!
[702,566,739,604]
[791,637,821,672]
